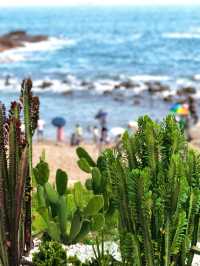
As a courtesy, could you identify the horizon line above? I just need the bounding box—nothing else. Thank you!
[0,3,200,8]
[1,3,200,7]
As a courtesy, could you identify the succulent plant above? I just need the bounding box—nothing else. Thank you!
[34,159,104,245]
[99,115,200,266]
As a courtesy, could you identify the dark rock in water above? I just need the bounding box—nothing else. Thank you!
[63,90,73,96]
[103,90,112,96]
[133,99,140,105]
[114,84,121,90]
[120,80,138,89]
[62,80,69,84]
[147,82,170,93]
[113,94,125,102]
[177,86,196,95]
[81,80,90,86]
[81,80,95,90]
[38,81,53,89]
[163,95,174,102]
[0,30,48,52]
[133,94,143,99]
[114,80,138,90]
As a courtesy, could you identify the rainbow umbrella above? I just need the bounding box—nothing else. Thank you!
[170,103,189,116]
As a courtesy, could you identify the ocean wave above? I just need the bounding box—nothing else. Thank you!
[163,32,200,39]
[0,74,199,96]
[0,37,76,64]
[193,74,200,81]
[82,33,141,45]
[129,75,171,82]
[21,37,76,52]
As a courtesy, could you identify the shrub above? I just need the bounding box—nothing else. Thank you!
[32,240,67,266]
[78,115,200,265]
[104,116,200,265]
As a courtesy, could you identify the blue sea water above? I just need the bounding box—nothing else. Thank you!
[0,6,200,138]
[1,6,200,79]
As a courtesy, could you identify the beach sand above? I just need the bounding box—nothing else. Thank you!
[32,122,200,186]
[33,141,99,185]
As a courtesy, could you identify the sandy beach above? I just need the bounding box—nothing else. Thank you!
[33,141,99,185]
[32,121,200,186]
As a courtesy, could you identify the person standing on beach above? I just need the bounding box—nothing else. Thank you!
[92,126,99,144]
[37,119,45,142]
[188,96,198,125]
[70,124,83,146]
[95,109,109,151]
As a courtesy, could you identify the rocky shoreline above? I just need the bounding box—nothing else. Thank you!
[0,30,48,52]
[2,74,200,108]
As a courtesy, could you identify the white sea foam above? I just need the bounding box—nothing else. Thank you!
[193,74,200,81]
[0,74,198,97]
[94,80,119,93]
[0,37,76,63]
[129,75,171,82]
[21,37,76,52]
[163,32,200,39]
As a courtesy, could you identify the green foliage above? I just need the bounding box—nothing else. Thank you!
[76,147,96,167]
[84,196,104,216]
[32,240,67,266]
[77,147,119,265]
[34,161,49,185]
[77,158,92,173]
[0,80,39,266]
[56,169,68,195]
[33,160,104,245]
[96,115,200,266]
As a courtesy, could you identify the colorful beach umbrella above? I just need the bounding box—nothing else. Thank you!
[170,103,189,116]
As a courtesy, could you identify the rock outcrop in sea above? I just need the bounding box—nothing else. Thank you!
[0,31,48,52]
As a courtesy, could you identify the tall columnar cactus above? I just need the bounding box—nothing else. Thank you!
[21,79,39,253]
[0,80,39,266]
[33,159,104,245]
[99,115,200,266]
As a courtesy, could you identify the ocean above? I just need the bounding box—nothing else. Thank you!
[0,6,200,139]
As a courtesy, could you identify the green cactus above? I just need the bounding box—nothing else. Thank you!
[69,209,82,241]
[77,158,92,173]
[91,214,105,231]
[21,79,39,253]
[77,147,118,265]
[34,160,104,246]
[76,147,96,167]
[0,80,39,266]
[84,195,104,216]
[45,182,59,204]
[56,169,68,196]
